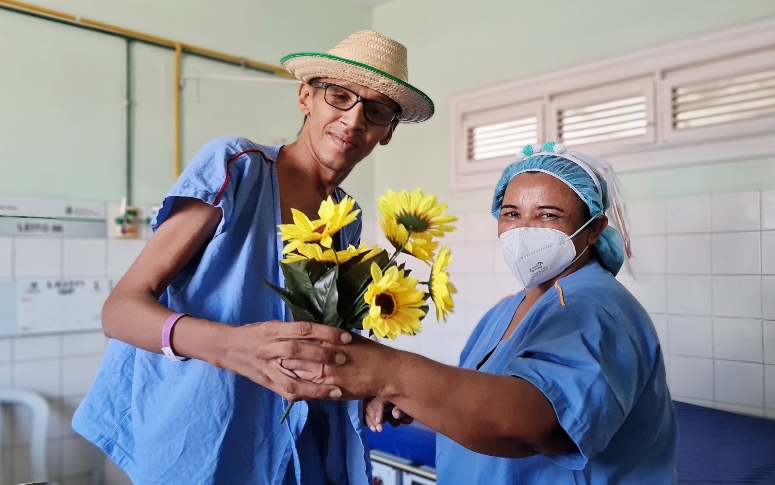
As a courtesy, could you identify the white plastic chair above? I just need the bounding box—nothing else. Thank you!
[0,388,51,484]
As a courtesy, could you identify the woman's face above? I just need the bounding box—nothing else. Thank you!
[497,172,592,255]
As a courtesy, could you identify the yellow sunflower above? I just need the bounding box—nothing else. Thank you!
[380,215,439,263]
[317,196,360,248]
[429,246,456,322]
[277,208,325,253]
[282,242,383,264]
[363,263,427,340]
[378,189,457,239]
[277,196,360,252]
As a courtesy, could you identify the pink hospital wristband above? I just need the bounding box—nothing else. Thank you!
[161,312,190,362]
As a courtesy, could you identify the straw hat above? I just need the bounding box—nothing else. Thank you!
[281,30,434,123]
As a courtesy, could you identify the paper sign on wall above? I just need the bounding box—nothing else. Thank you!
[16,278,109,334]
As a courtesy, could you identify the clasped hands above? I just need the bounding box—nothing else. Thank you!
[224,319,410,430]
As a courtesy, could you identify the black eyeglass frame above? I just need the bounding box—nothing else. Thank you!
[309,81,400,126]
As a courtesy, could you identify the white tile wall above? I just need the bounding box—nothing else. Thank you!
[0,338,11,363]
[0,237,12,278]
[629,236,666,274]
[711,191,760,232]
[712,232,760,274]
[107,239,146,277]
[763,277,775,320]
[762,190,775,230]
[713,318,762,363]
[667,194,711,234]
[712,276,761,318]
[666,234,711,274]
[765,321,775,365]
[762,231,775,274]
[63,238,107,277]
[622,189,775,418]
[715,360,764,407]
[766,365,775,408]
[15,237,61,278]
[670,356,714,401]
[667,275,712,315]
[628,275,668,313]
[0,228,146,484]
[668,316,712,358]
[628,199,666,236]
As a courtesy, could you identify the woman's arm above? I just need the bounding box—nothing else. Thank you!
[103,197,350,401]
[287,335,574,458]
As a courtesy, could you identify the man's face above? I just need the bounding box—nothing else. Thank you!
[298,78,398,176]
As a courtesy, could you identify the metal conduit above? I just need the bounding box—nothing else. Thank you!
[0,1,292,76]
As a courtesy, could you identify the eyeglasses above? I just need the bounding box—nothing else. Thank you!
[310,81,400,126]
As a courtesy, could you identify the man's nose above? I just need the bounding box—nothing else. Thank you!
[340,101,367,130]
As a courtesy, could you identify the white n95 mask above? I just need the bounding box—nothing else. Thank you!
[499,217,596,290]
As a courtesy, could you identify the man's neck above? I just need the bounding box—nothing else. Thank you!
[279,138,349,195]
[276,139,351,223]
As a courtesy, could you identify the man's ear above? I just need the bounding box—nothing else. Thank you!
[379,122,398,146]
[298,82,313,116]
[586,215,609,246]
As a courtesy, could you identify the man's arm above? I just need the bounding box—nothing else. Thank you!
[102,197,350,401]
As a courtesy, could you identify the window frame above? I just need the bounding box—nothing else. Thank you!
[449,17,775,190]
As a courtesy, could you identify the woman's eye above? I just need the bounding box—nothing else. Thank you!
[539,213,557,220]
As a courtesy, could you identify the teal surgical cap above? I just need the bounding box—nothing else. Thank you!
[492,151,626,275]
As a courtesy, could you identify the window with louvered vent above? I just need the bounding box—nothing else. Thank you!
[672,69,775,130]
[452,18,775,187]
[467,117,538,161]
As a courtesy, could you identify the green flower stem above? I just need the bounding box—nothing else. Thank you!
[279,401,293,424]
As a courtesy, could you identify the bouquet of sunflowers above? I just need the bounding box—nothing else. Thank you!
[267,189,457,422]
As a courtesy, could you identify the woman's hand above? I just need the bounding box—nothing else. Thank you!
[364,397,413,432]
[280,332,397,400]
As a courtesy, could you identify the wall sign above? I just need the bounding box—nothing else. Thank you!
[0,195,107,238]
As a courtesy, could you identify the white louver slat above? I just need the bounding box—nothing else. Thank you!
[558,96,648,146]
[467,117,538,161]
[672,69,775,129]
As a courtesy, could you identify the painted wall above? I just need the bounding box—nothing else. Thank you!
[372,0,775,218]
[0,0,373,210]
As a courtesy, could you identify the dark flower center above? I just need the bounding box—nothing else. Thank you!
[375,293,396,318]
[396,212,430,232]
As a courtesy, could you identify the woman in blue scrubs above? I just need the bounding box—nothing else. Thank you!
[290,144,677,484]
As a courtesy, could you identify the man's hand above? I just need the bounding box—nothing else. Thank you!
[214,320,352,402]
[364,397,413,432]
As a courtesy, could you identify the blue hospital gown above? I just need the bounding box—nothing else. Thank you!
[73,137,371,485]
[436,259,677,484]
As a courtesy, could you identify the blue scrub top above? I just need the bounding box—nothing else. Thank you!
[436,259,677,484]
[73,137,370,485]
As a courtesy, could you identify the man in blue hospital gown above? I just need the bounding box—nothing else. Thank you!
[72,30,434,485]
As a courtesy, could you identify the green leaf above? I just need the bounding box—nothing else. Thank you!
[313,266,342,327]
[280,262,313,296]
[302,259,332,283]
[265,281,318,321]
[337,250,390,319]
